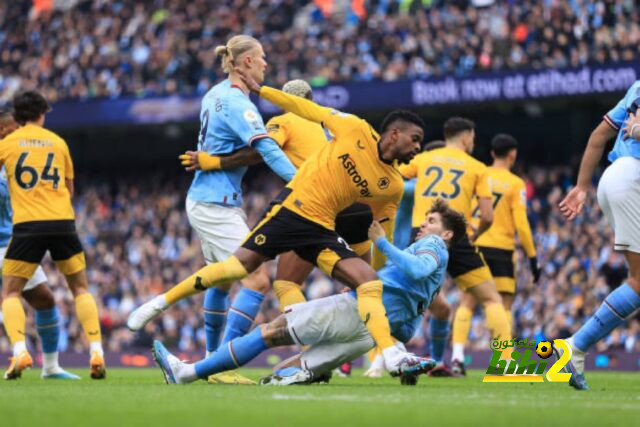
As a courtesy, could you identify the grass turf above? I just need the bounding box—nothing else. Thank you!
[0,368,638,426]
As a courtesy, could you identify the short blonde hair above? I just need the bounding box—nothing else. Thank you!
[214,35,261,74]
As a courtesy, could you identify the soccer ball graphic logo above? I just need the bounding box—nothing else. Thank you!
[536,341,553,359]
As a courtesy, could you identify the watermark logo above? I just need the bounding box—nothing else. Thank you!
[482,338,572,383]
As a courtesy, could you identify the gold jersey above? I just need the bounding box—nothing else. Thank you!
[473,167,536,256]
[259,86,403,232]
[266,112,331,168]
[0,124,75,224]
[399,146,491,228]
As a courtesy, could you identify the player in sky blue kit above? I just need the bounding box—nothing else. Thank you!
[151,199,467,385]
[559,80,640,390]
[128,35,297,384]
[0,109,79,380]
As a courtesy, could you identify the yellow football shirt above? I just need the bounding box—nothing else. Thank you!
[266,112,331,168]
[0,124,75,224]
[473,167,536,256]
[399,146,491,228]
[259,86,403,232]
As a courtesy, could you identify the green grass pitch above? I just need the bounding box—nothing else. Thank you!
[1,368,638,426]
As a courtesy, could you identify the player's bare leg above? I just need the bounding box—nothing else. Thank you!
[66,270,106,379]
[1,275,32,379]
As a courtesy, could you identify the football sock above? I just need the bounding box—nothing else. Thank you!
[505,309,514,335]
[74,293,103,347]
[485,302,512,357]
[573,283,640,352]
[195,326,268,378]
[203,288,228,354]
[220,287,264,346]
[2,296,26,347]
[356,280,394,349]
[451,306,472,347]
[273,280,306,312]
[429,317,449,363]
[165,256,248,305]
[35,308,61,370]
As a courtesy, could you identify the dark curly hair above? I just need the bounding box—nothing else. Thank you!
[12,91,51,125]
[428,199,467,246]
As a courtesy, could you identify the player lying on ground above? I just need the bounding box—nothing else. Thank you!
[558,81,640,391]
[152,200,467,385]
[129,68,430,374]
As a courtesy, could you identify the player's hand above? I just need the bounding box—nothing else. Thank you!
[235,67,261,94]
[179,151,200,171]
[529,257,541,283]
[623,110,640,139]
[368,220,386,242]
[558,186,587,221]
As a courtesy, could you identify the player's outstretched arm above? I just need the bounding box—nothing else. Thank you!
[252,137,297,182]
[369,221,438,281]
[179,147,263,171]
[236,67,353,135]
[559,121,617,220]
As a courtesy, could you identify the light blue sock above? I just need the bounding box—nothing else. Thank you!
[573,283,640,352]
[220,288,264,346]
[195,327,268,378]
[429,317,449,363]
[203,288,228,353]
[35,307,60,353]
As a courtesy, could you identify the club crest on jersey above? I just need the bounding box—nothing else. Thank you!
[377,177,390,190]
[254,234,267,245]
[337,153,372,197]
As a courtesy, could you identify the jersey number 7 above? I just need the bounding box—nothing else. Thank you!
[15,152,60,190]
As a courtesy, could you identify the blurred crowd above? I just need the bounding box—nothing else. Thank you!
[1,0,639,103]
[0,163,638,357]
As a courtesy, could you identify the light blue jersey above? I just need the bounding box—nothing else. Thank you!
[0,167,12,247]
[604,81,640,163]
[393,179,415,249]
[188,79,269,206]
[376,234,449,342]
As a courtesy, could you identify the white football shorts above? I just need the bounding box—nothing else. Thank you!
[0,246,48,291]
[597,156,640,254]
[186,198,250,264]
[284,293,375,374]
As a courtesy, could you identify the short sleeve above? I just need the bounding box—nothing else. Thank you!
[225,100,269,147]
[475,164,491,199]
[266,115,289,148]
[603,97,627,131]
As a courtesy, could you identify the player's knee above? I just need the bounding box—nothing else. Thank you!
[430,299,451,319]
[24,286,55,310]
[242,269,270,295]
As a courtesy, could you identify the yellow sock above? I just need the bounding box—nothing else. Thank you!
[1,297,26,345]
[452,305,472,345]
[75,293,102,344]
[273,280,306,312]
[165,256,248,305]
[485,302,512,344]
[356,280,394,349]
[367,346,381,363]
[505,309,514,335]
